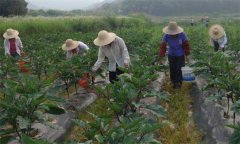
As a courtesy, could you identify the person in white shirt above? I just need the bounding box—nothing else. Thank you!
[62,39,89,60]
[209,24,227,52]
[92,30,130,83]
[3,28,24,59]
[190,17,194,26]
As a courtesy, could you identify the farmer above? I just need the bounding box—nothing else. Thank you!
[209,24,227,52]
[3,28,24,59]
[204,16,209,27]
[190,17,195,26]
[92,30,130,84]
[62,39,89,60]
[159,21,190,89]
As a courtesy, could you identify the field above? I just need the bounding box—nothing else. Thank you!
[0,16,240,144]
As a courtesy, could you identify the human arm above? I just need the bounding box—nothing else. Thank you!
[210,38,214,46]
[182,33,191,63]
[159,34,168,57]
[183,41,190,56]
[79,42,89,52]
[159,34,168,64]
[219,33,227,49]
[119,38,130,67]
[159,42,167,57]
[16,37,25,56]
[66,52,72,60]
[159,42,167,64]
[4,39,10,56]
[92,47,105,71]
[17,37,24,53]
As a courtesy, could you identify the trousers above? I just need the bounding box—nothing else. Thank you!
[168,55,185,83]
[109,68,124,83]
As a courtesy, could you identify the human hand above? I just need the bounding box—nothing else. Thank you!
[124,63,129,68]
[92,67,97,73]
[185,56,190,63]
[219,47,224,51]
[158,58,164,65]
[21,52,25,56]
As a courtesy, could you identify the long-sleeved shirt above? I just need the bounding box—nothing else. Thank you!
[92,36,130,72]
[4,37,23,56]
[9,39,17,54]
[66,41,89,60]
[159,32,190,57]
[210,32,227,48]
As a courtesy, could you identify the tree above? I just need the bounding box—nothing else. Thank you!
[0,0,28,17]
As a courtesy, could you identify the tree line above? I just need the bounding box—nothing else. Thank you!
[0,0,27,17]
[0,0,239,17]
[101,0,240,16]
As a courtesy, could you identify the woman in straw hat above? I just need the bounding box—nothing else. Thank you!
[209,24,227,52]
[62,39,89,60]
[3,28,24,59]
[159,21,190,89]
[92,30,130,83]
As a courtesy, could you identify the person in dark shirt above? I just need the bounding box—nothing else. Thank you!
[159,22,190,89]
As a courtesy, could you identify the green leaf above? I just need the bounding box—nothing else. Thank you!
[31,96,47,107]
[231,100,240,115]
[110,103,122,113]
[0,129,15,137]
[74,119,87,128]
[142,123,162,134]
[146,91,169,101]
[82,140,93,144]
[17,116,30,130]
[43,104,65,115]
[122,135,136,144]
[46,96,65,103]
[21,134,49,144]
[229,126,240,144]
[95,134,104,143]
[226,124,240,130]
[0,114,7,126]
[0,135,14,144]
[206,94,222,102]
[140,134,161,144]
[144,105,166,117]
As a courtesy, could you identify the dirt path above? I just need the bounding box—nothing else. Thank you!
[159,80,202,144]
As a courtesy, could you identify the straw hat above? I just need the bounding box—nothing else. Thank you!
[209,24,224,39]
[163,21,184,35]
[62,39,79,51]
[94,30,116,46]
[3,28,19,39]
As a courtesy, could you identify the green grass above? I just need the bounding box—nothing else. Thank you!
[0,16,147,36]
[0,93,4,99]
[67,97,113,142]
[159,81,202,144]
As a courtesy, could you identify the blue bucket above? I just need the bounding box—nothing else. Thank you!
[181,66,195,82]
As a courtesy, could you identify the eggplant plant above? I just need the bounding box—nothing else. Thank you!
[74,47,167,143]
[74,113,162,144]
[195,52,240,121]
[0,74,65,143]
[56,60,75,97]
[74,77,166,143]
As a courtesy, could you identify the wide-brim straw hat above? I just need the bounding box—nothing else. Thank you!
[3,28,19,39]
[62,39,79,51]
[163,21,184,35]
[94,30,116,46]
[209,24,224,39]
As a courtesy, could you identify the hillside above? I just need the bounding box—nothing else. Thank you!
[94,0,240,16]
